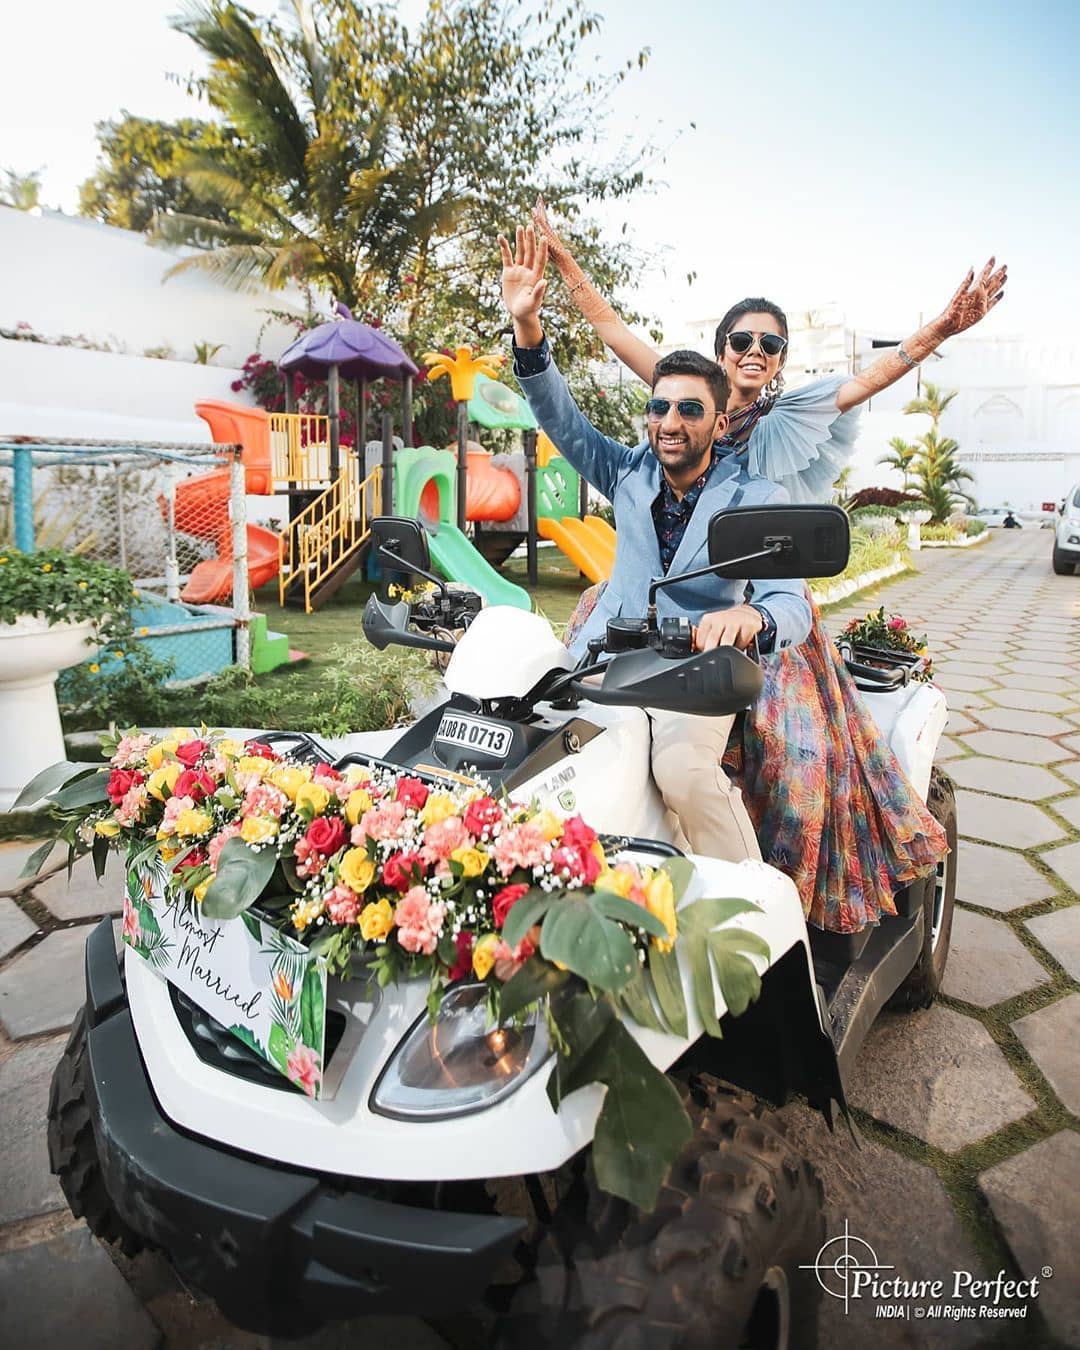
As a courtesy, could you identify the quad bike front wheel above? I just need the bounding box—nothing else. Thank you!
[888,766,957,1010]
[491,1075,825,1350]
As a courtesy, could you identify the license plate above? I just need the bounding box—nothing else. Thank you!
[435,712,513,759]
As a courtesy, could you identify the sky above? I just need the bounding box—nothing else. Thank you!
[1,0,1076,342]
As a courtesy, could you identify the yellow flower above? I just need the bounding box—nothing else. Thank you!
[0,557,7,564]
[344,765,374,785]
[194,879,211,904]
[175,807,213,837]
[644,871,677,953]
[268,763,311,801]
[338,847,376,894]
[359,898,395,941]
[217,738,244,759]
[420,792,456,826]
[88,663,100,674]
[145,738,179,771]
[94,818,120,838]
[344,788,373,825]
[240,815,278,845]
[291,897,325,932]
[113,650,124,659]
[472,933,501,980]
[529,810,563,842]
[596,863,636,899]
[42,563,52,572]
[236,754,272,779]
[77,580,88,589]
[138,626,149,636]
[147,762,182,800]
[295,781,331,817]
[451,846,489,878]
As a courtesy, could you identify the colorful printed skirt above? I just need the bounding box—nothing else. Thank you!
[563,586,947,933]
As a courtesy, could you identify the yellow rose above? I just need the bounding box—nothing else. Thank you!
[529,810,563,842]
[194,879,211,904]
[290,897,325,931]
[159,843,180,862]
[147,762,182,800]
[338,847,376,894]
[420,793,456,826]
[269,764,311,801]
[472,933,501,981]
[359,898,395,942]
[451,846,489,878]
[94,818,120,838]
[596,863,635,899]
[295,781,331,817]
[175,807,213,837]
[217,738,244,759]
[344,765,374,785]
[236,755,272,780]
[240,815,278,845]
[644,870,677,952]
[344,789,373,825]
[145,738,178,771]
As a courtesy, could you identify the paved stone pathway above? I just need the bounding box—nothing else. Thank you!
[0,529,1076,1347]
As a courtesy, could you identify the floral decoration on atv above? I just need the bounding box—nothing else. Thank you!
[23,727,772,1210]
[841,606,934,682]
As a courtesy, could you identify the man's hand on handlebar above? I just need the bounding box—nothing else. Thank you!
[692,604,764,652]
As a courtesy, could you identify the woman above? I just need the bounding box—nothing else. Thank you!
[538,201,1006,932]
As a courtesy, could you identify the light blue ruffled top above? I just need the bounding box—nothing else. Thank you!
[735,374,860,505]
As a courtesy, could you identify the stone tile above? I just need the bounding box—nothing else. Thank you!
[1007,658,1080,676]
[0,1227,159,1350]
[0,897,38,959]
[956,840,1058,911]
[960,730,1070,764]
[945,710,978,735]
[0,1034,67,1223]
[941,909,1049,1006]
[974,705,1076,736]
[1012,994,1080,1115]
[937,658,1004,675]
[987,688,1077,713]
[31,850,127,921]
[955,790,1065,849]
[0,922,117,1039]
[994,672,1079,693]
[1063,734,1080,756]
[847,1005,1035,1152]
[942,689,989,710]
[944,757,1067,801]
[979,1133,1080,1347]
[1027,905,1080,979]
[1053,758,1080,787]
[934,735,963,761]
[777,1104,985,1348]
[934,672,999,693]
[1050,795,1080,830]
[0,838,63,895]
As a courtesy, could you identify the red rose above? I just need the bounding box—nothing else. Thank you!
[463,796,502,837]
[560,815,597,851]
[312,762,344,788]
[888,617,907,631]
[394,776,429,810]
[243,740,278,760]
[448,931,474,981]
[106,768,143,805]
[173,847,207,872]
[383,851,424,891]
[174,768,216,802]
[551,844,601,886]
[492,882,531,928]
[175,739,207,768]
[305,815,346,859]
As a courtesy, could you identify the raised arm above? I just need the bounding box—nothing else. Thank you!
[836,258,1007,413]
[532,197,661,386]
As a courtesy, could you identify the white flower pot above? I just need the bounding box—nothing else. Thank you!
[0,616,98,811]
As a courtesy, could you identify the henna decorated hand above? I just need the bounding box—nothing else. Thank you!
[498,225,549,322]
[532,196,575,272]
[931,258,1008,338]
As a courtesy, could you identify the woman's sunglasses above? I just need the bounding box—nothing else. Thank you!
[645,398,711,422]
[725,331,788,357]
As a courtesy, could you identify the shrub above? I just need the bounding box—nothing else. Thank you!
[846,487,923,511]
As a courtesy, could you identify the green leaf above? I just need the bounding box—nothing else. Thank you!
[687,939,722,1038]
[707,932,767,1018]
[240,911,262,942]
[267,1020,292,1074]
[300,962,325,1052]
[201,838,278,920]
[18,838,58,880]
[678,896,762,937]
[53,771,111,809]
[11,759,91,811]
[546,988,618,1110]
[590,890,668,940]
[660,855,696,903]
[501,888,556,949]
[227,1023,262,1057]
[540,898,638,993]
[308,926,344,957]
[646,945,688,1038]
[498,957,571,1022]
[617,965,665,1034]
[91,836,110,882]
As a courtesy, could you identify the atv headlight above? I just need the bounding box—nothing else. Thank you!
[370,982,550,1120]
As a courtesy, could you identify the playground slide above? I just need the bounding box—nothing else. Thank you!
[181,526,282,604]
[538,516,615,584]
[426,522,531,611]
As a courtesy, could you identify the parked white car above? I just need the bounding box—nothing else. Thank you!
[1053,482,1080,574]
[972,506,1013,528]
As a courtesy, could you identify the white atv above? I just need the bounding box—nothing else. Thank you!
[48,506,956,1350]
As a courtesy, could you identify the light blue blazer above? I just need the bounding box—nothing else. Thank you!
[517,355,812,660]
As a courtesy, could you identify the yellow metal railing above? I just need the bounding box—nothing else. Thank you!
[269,412,337,489]
[278,465,382,612]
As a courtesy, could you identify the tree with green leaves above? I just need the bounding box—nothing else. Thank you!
[877,436,919,490]
[911,428,975,524]
[1,167,44,211]
[903,380,957,430]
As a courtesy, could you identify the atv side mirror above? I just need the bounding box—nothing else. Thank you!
[707,504,850,579]
[370,516,446,603]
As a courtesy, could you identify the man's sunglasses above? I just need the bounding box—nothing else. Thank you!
[725,331,788,357]
[645,397,712,422]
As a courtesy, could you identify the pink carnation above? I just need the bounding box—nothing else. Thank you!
[111,733,153,768]
[492,934,536,983]
[241,782,288,819]
[493,822,548,877]
[325,884,361,925]
[286,1043,322,1097]
[356,800,407,842]
[207,821,243,871]
[394,885,446,955]
[421,815,469,864]
[116,782,149,827]
[160,794,195,835]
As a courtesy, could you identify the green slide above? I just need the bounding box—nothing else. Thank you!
[426,522,532,610]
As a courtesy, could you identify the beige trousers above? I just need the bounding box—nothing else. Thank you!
[648,708,761,864]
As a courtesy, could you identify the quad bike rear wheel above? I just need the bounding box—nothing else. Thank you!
[888,766,957,1010]
[490,1075,825,1350]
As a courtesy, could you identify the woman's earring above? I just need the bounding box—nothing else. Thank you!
[765,373,784,398]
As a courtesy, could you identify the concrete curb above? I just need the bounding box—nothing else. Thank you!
[813,555,909,607]
[919,529,991,549]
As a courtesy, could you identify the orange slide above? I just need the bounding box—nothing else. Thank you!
[175,469,280,604]
[538,515,616,584]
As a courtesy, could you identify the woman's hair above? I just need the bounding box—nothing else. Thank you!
[713,298,789,399]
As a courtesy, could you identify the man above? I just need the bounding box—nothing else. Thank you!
[499,225,811,862]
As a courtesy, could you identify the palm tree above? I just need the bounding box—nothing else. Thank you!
[902,381,957,430]
[877,436,919,490]
[911,428,975,524]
